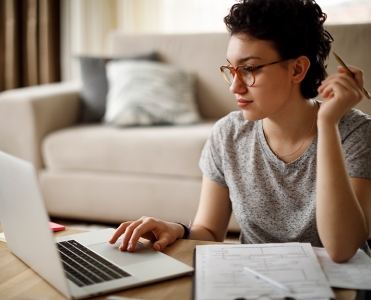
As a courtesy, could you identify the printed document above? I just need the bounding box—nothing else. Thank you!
[194,243,334,300]
[314,247,371,289]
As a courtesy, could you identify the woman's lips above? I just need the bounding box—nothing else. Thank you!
[237,98,253,108]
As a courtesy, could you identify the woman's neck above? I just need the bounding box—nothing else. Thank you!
[262,99,318,162]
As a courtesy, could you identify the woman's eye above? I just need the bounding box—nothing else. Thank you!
[241,67,253,75]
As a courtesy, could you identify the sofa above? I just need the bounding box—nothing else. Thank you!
[0,23,370,232]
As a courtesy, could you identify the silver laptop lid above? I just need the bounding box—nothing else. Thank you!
[0,151,71,298]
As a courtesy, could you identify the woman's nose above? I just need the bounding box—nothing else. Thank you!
[229,76,248,95]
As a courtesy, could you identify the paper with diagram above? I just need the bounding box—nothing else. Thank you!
[194,243,334,300]
[314,247,371,289]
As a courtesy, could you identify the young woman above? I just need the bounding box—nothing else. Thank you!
[109,0,371,262]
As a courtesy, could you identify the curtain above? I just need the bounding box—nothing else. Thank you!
[0,0,60,93]
[61,0,234,81]
[61,0,120,81]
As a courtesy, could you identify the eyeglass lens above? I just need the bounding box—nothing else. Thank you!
[223,67,254,86]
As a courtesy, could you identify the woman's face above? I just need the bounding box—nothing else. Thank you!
[226,34,297,121]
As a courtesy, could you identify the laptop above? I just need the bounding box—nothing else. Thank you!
[0,151,193,299]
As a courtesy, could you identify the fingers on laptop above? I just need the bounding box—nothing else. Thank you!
[109,216,177,252]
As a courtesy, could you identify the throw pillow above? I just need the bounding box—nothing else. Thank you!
[104,60,201,126]
[78,52,159,123]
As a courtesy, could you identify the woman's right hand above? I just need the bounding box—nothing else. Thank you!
[108,216,184,252]
[317,65,364,125]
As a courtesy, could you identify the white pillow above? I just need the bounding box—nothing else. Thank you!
[104,60,201,126]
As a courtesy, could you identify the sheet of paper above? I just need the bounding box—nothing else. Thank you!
[0,232,6,243]
[195,243,334,300]
[314,247,371,289]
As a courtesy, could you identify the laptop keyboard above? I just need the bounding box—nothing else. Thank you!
[57,240,131,287]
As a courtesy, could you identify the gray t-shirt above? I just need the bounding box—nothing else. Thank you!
[199,106,371,255]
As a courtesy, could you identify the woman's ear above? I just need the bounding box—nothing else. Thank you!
[291,56,310,83]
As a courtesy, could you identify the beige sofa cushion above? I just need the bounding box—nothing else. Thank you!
[107,32,235,120]
[42,122,215,178]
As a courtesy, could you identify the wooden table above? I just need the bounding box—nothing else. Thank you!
[0,226,357,300]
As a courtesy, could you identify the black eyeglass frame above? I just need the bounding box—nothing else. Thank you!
[220,59,289,87]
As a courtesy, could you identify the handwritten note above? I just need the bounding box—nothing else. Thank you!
[195,243,334,300]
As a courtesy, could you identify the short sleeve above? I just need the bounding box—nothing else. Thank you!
[199,119,228,186]
[341,110,371,179]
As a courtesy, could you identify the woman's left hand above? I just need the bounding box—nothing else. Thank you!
[317,65,364,124]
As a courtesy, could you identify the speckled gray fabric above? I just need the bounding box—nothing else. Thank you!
[199,105,371,255]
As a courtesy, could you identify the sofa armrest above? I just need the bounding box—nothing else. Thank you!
[0,82,81,169]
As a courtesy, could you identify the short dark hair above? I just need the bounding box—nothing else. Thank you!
[224,0,333,99]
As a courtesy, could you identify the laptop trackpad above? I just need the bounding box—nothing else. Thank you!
[88,241,190,280]
[89,241,164,269]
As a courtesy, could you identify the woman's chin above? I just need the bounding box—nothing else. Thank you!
[241,109,263,122]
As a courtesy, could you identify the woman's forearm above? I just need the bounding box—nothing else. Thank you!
[188,225,224,242]
[316,120,369,262]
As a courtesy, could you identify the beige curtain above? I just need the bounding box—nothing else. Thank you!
[61,0,121,81]
[0,0,60,93]
[61,0,234,81]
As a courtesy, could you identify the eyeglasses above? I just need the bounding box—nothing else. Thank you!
[220,60,288,87]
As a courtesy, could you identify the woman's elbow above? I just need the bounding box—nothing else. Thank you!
[326,246,357,263]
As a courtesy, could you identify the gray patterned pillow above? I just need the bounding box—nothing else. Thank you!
[104,60,201,126]
[78,52,158,123]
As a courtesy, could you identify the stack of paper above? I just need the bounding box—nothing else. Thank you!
[194,243,371,300]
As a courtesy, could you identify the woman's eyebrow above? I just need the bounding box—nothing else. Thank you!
[226,56,262,65]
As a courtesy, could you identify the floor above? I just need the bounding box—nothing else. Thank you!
[51,217,240,243]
